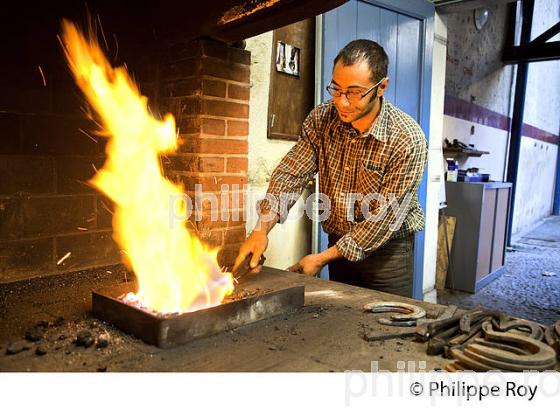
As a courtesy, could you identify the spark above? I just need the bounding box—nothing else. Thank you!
[78,127,98,143]
[56,252,71,265]
[100,200,114,215]
[96,14,109,51]
[113,33,119,60]
[37,65,47,87]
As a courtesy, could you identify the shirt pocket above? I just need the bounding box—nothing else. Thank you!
[357,161,385,196]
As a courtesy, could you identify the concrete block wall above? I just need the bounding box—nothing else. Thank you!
[0,16,130,282]
[1,14,250,282]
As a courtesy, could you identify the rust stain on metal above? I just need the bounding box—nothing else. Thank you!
[218,0,282,25]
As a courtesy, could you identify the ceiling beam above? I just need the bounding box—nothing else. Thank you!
[531,21,560,44]
[503,40,560,64]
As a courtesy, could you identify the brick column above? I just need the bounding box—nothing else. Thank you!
[161,38,250,268]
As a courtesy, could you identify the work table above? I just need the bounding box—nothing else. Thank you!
[0,266,454,371]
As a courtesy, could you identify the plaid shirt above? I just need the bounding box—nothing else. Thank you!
[260,98,427,262]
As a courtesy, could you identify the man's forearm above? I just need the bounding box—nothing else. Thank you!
[254,211,280,235]
[318,245,343,265]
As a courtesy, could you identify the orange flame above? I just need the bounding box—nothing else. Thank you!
[60,20,234,314]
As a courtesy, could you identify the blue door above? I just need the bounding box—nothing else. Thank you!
[319,0,434,299]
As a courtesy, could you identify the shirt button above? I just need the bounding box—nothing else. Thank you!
[344,166,350,171]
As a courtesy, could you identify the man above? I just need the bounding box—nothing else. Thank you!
[234,39,427,297]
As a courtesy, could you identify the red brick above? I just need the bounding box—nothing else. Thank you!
[227,120,249,136]
[163,41,204,61]
[163,96,201,118]
[201,39,230,60]
[184,190,245,210]
[198,157,225,172]
[178,97,202,116]
[194,213,245,231]
[202,100,249,118]
[176,117,201,134]
[164,154,224,173]
[200,57,250,83]
[200,138,248,155]
[164,78,201,98]
[165,38,230,61]
[202,79,227,98]
[203,229,223,247]
[177,137,248,155]
[226,157,248,173]
[201,118,226,135]
[176,136,198,153]
[227,84,250,101]
[217,243,242,269]
[228,47,251,66]
[160,59,199,81]
[178,175,247,192]
[223,226,246,244]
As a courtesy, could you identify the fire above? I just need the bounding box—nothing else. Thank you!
[60,21,234,314]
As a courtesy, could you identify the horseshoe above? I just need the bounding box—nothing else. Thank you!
[362,301,426,323]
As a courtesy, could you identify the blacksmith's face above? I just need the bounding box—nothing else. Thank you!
[331,60,384,123]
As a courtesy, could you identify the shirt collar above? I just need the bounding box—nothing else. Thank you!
[365,97,389,143]
[334,98,389,143]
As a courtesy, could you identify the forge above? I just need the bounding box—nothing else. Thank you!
[92,284,305,348]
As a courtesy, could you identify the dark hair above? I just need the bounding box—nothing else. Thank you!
[333,39,388,82]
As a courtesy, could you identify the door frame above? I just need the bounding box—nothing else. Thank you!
[316,0,434,300]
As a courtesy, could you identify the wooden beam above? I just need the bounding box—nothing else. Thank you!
[503,41,560,64]
[212,0,347,42]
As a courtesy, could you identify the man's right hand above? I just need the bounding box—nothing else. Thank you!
[233,228,269,274]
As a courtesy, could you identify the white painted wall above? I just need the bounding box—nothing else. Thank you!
[442,116,509,181]
[423,12,447,302]
[244,32,312,269]
[512,0,560,235]
[442,0,560,237]
[513,138,558,235]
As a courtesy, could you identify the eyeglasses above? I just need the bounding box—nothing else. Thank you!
[326,77,386,102]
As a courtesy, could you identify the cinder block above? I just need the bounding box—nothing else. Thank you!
[0,155,55,194]
[55,230,121,271]
[0,237,54,283]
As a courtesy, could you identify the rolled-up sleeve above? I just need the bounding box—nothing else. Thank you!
[258,110,319,223]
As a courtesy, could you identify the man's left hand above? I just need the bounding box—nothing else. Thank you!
[287,253,326,277]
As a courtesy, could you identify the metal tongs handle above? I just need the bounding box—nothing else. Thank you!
[232,253,266,282]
